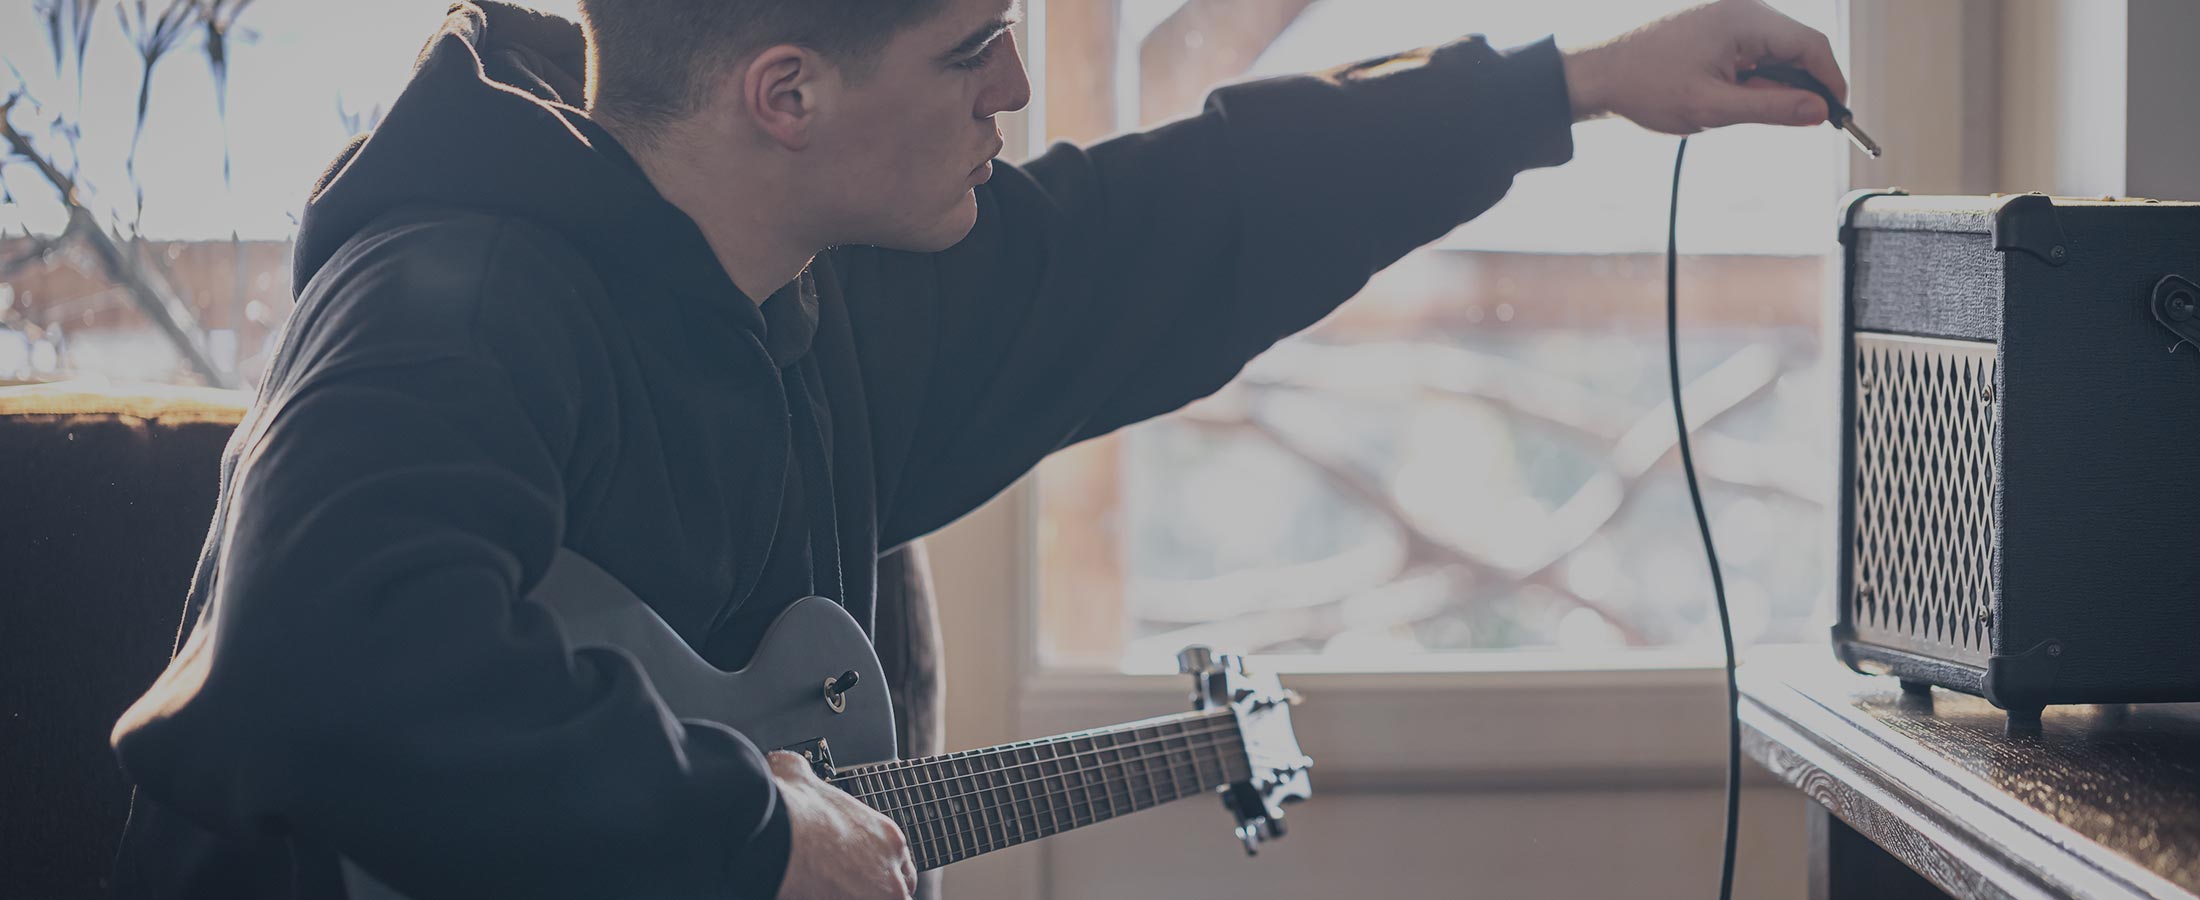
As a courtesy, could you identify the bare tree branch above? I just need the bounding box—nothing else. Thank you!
[1,93,231,386]
[1243,341,1819,505]
[0,230,70,278]
[1175,411,1657,646]
[1129,538,1409,624]
[116,0,200,229]
[1162,340,1802,651]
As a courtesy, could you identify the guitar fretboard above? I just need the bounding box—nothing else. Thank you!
[829,707,1250,869]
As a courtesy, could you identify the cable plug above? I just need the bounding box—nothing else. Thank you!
[1740,63,1881,157]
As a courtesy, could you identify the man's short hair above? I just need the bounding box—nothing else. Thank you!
[578,0,952,142]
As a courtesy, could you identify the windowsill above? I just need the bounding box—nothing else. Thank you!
[1015,644,1820,789]
[1073,646,1758,677]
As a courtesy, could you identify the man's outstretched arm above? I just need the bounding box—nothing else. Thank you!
[840,0,1845,547]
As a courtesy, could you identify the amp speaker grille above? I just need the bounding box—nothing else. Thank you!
[1850,333,1997,665]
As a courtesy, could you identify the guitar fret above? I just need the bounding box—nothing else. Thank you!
[1051,734,1078,836]
[919,764,946,868]
[962,753,984,862]
[996,745,1016,845]
[1097,732,1125,820]
[1151,723,1173,804]
[961,754,985,859]
[986,749,1013,852]
[1138,725,1161,809]
[937,759,958,864]
[1051,741,1075,834]
[971,753,992,859]
[1034,739,1060,836]
[1096,733,1118,822]
[1074,739,1094,831]
[971,752,994,856]
[1188,724,1213,796]
[984,751,1007,855]
[1012,744,1036,846]
[938,756,961,865]
[884,766,915,869]
[1122,728,1144,811]
[1161,720,1186,802]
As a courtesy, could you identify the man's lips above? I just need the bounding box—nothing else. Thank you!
[971,140,1005,184]
[976,140,1005,171]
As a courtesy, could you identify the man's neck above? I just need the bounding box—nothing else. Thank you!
[617,124,819,306]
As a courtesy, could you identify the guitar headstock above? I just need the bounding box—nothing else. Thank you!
[1179,646,1312,856]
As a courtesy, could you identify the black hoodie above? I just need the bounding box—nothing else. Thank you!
[108,3,1573,897]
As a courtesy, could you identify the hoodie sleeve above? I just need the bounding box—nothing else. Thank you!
[110,216,790,900]
[836,36,1575,547]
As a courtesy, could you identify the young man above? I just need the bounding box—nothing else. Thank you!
[109,0,1846,897]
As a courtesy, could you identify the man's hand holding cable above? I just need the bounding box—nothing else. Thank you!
[1561,0,1849,134]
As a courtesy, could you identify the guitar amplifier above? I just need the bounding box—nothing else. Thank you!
[1834,191,2200,720]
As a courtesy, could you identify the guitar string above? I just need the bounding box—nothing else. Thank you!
[834,721,1244,816]
[914,763,1247,869]
[856,731,1248,828]
[831,707,1233,784]
[853,731,1250,862]
[861,733,1253,864]
[913,749,1252,868]
[827,716,1239,808]
[852,733,1249,853]
[901,741,1253,868]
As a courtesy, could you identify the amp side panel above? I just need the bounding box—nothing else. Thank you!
[1995,206,2200,701]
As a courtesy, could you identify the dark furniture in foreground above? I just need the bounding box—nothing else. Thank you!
[0,382,945,900]
[1742,654,2200,900]
[0,384,243,900]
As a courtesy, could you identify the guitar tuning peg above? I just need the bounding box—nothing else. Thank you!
[1235,822,1263,856]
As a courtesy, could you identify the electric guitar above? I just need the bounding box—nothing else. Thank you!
[340,549,1312,898]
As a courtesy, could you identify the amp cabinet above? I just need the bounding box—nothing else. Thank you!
[1834,191,2200,721]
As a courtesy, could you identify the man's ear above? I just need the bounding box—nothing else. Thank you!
[737,45,833,151]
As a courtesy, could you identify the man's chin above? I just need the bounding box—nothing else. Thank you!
[869,199,980,253]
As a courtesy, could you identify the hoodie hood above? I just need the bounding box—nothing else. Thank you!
[293,2,816,361]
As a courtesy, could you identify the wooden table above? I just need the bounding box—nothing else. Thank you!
[1739,655,2200,900]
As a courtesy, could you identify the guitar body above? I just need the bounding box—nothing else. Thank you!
[342,549,900,900]
[527,549,900,765]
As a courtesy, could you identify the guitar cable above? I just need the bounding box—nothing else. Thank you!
[1664,130,1743,900]
[1672,64,1874,900]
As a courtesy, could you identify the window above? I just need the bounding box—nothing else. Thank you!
[1032,0,1845,673]
[1,2,564,388]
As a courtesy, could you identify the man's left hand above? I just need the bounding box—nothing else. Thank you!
[1561,0,1848,135]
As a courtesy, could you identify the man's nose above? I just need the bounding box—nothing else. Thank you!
[980,33,1033,117]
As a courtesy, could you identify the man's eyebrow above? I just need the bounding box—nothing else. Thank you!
[941,3,1023,61]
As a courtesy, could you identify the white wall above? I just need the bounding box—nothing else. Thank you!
[1997,0,2200,200]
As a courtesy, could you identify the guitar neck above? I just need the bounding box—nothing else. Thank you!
[828,707,1250,870]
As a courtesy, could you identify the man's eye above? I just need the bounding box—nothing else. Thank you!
[954,44,996,70]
